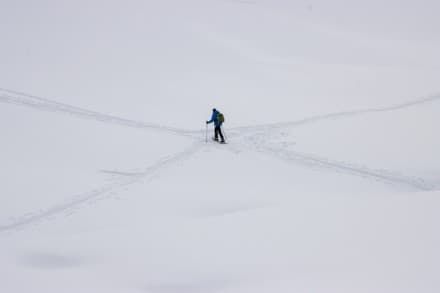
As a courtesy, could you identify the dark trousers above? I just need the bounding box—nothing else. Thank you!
[215,126,225,141]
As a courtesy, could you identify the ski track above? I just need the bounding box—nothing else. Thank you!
[0,88,195,138]
[99,170,145,177]
[0,143,203,233]
[229,94,440,133]
[243,142,434,191]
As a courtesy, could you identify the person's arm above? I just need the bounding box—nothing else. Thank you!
[206,112,216,124]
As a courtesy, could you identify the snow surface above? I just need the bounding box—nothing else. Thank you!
[1,0,440,292]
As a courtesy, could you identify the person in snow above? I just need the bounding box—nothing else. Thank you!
[206,108,225,143]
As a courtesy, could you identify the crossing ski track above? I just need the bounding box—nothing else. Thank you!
[1,87,439,232]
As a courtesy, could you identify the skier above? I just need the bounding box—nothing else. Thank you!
[206,108,225,143]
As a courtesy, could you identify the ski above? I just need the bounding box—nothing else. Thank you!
[212,137,227,144]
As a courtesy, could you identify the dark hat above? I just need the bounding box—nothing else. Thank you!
[212,108,217,112]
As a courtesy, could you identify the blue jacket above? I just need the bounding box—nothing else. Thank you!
[207,110,222,127]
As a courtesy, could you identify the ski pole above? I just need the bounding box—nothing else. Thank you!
[205,123,208,143]
[221,125,228,142]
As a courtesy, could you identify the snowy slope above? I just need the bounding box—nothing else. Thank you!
[1,0,440,292]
